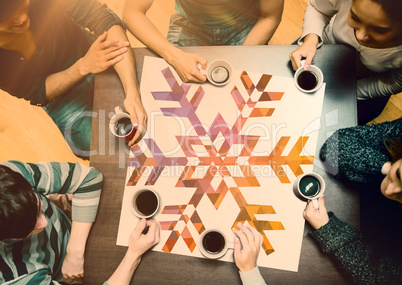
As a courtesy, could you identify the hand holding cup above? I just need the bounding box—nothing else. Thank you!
[303,195,329,230]
[128,218,160,257]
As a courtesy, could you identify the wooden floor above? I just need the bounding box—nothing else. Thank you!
[0,0,400,164]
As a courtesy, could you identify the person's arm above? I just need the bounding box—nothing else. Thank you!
[0,161,103,201]
[104,24,147,146]
[357,68,402,99]
[43,0,129,102]
[233,223,267,285]
[50,0,146,145]
[105,219,160,285]
[319,119,402,183]
[242,0,284,46]
[122,0,207,83]
[304,196,402,284]
[61,222,92,280]
[289,0,339,70]
[45,31,128,102]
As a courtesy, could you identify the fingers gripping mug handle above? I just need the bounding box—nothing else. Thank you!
[312,198,319,210]
[114,106,123,115]
[197,63,207,76]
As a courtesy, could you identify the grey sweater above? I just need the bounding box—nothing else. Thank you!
[310,213,402,285]
[320,118,402,184]
[316,118,402,284]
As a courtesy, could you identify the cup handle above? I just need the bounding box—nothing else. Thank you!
[197,63,207,76]
[227,241,235,250]
[299,59,306,68]
[312,198,319,210]
[114,106,123,115]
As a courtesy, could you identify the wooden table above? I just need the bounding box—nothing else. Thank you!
[86,45,358,284]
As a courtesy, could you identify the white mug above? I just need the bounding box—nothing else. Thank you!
[130,188,160,219]
[109,106,136,142]
[198,59,233,86]
[198,229,234,259]
[294,61,324,93]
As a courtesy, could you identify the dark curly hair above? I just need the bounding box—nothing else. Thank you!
[0,165,38,240]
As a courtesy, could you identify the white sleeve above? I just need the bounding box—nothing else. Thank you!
[357,68,402,99]
[298,0,340,47]
[239,267,267,285]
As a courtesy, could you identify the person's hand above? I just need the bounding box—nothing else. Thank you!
[105,220,160,285]
[128,219,160,258]
[78,31,129,76]
[289,34,319,71]
[232,222,262,272]
[124,94,148,146]
[303,195,329,230]
[168,50,207,83]
[381,159,402,203]
[61,247,84,283]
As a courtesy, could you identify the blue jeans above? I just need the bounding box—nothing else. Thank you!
[167,13,259,46]
[44,74,94,158]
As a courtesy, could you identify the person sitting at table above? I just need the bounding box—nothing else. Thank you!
[289,0,402,125]
[0,160,160,284]
[0,161,103,284]
[302,119,402,284]
[0,0,147,158]
[122,0,284,83]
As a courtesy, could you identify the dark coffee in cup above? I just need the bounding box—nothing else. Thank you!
[210,66,229,83]
[115,117,133,137]
[299,175,320,198]
[135,190,158,216]
[297,70,318,91]
[202,231,226,254]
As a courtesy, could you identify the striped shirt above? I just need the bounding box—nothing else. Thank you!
[0,161,103,284]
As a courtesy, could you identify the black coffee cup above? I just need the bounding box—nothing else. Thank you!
[198,229,234,259]
[293,173,325,209]
[293,62,324,93]
[131,189,160,218]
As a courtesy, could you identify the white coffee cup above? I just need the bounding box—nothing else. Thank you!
[293,172,326,210]
[130,189,160,219]
[109,106,136,142]
[199,59,233,86]
[198,229,234,259]
[294,61,324,93]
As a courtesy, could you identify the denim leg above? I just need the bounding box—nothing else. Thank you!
[222,16,259,45]
[44,74,94,158]
[167,13,214,46]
